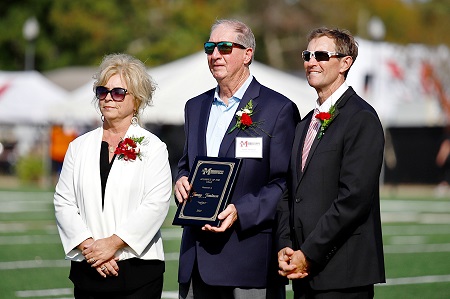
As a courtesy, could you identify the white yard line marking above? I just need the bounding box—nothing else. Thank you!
[388,235,428,245]
[383,224,450,235]
[384,243,450,253]
[0,254,180,270]
[0,235,60,245]
[162,291,179,299]
[16,288,72,298]
[15,288,179,299]
[0,260,69,270]
[382,275,450,286]
[381,200,450,213]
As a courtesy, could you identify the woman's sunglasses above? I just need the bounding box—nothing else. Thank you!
[204,41,246,55]
[302,50,346,62]
[95,86,128,102]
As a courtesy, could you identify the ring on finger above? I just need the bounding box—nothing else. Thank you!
[101,266,107,271]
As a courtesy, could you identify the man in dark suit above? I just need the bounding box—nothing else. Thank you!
[277,27,385,298]
[174,19,300,299]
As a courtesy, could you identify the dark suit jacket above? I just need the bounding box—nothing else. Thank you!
[277,87,386,291]
[176,78,300,288]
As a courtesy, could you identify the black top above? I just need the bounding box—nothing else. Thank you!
[100,141,115,209]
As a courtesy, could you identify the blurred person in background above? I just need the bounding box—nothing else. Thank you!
[277,27,385,298]
[54,53,172,299]
[174,19,300,299]
[435,126,450,197]
[50,123,78,178]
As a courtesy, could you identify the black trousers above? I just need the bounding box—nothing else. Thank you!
[179,261,286,299]
[294,284,374,299]
[71,258,164,299]
[74,275,163,299]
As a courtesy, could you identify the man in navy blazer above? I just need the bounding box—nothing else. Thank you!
[175,19,300,299]
[277,28,385,298]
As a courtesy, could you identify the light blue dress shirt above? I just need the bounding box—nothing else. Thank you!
[206,75,254,157]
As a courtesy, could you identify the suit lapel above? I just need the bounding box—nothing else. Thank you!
[293,114,312,199]
[198,92,214,156]
[218,78,260,157]
[298,87,352,181]
[292,120,308,183]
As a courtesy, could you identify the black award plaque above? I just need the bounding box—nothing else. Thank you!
[172,156,241,227]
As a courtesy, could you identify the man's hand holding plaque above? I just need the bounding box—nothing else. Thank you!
[174,176,191,203]
[172,156,241,227]
[202,204,238,232]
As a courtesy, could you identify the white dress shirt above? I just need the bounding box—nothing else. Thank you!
[316,82,349,112]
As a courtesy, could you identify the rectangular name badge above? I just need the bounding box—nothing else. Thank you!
[235,137,263,158]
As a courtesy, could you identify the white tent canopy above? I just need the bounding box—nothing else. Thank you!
[347,38,448,127]
[6,38,450,127]
[50,83,102,126]
[0,71,68,125]
[142,52,316,124]
[54,52,316,125]
[55,40,450,127]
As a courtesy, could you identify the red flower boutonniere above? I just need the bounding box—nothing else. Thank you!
[114,136,146,161]
[315,104,337,139]
[228,100,272,137]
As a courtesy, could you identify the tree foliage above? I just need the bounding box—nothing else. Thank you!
[0,0,449,72]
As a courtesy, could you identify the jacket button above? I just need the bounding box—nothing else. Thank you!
[295,198,300,203]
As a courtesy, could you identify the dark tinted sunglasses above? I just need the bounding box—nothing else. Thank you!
[204,41,246,55]
[302,50,346,62]
[95,86,128,102]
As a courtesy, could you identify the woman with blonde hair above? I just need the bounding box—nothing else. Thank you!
[54,53,172,299]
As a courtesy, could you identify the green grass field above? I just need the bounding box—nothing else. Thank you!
[0,184,449,299]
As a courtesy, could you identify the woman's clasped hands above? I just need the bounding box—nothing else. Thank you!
[80,236,121,278]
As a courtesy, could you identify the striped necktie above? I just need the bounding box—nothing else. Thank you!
[301,109,320,171]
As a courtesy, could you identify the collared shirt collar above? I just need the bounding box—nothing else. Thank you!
[206,75,254,157]
[315,82,349,112]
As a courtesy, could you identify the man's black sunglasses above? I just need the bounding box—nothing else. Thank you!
[302,50,346,62]
[204,41,246,55]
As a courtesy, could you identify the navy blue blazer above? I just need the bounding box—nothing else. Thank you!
[176,78,300,287]
[277,87,386,291]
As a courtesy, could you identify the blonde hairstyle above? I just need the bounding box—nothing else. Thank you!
[92,53,156,115]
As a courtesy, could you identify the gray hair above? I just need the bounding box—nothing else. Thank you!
[211,19,256,64]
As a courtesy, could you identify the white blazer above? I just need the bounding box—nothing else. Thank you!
[54,124,172,262]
